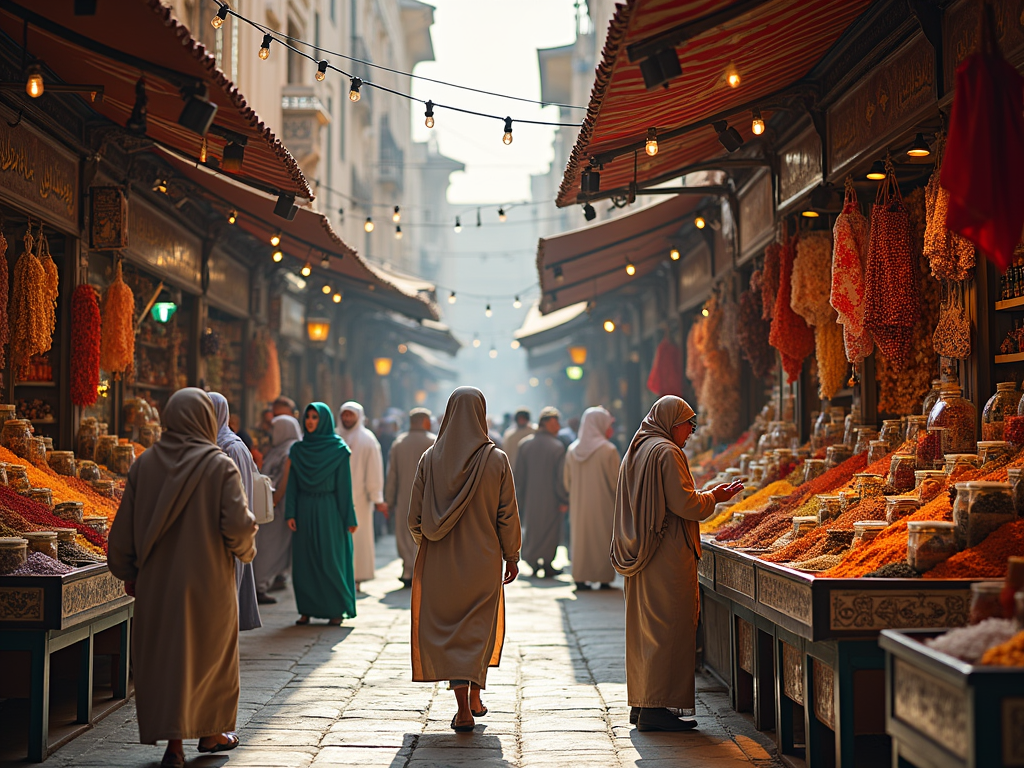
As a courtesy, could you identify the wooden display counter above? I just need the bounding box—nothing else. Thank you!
[0,563,133,762]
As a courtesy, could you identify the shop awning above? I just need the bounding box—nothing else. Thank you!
[0,0,312,200]
[405,343,458,380]
[514,300,589,348]
[383,313,461,356]
[537,194,702,313]
[161,151,438,320]
[557,0,872,207]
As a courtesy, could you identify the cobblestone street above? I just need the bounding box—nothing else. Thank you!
[41,539,781,768]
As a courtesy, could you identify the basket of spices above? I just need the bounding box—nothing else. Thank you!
[47,451,75,477]
[23,531,58,560]
[802,458,827,485]
[854,473,886,498]
[1,419,31,457]
[6,464,29,492]
[816,495,843,524]
[54,528,99,566]
[110,444,134,476]
[0,537,27,574]
[944,453,981,475]
[77,460,101,483]
[91,479,115,498]
[982,382,1021,441]
[54,501,84,524]
[907,521,957,572]
[867,440,889,465]
[977,441,1012,465]
[887,453,917,492]
[885,496,922,524]
[94,435,118,468]
[852,520,887,548]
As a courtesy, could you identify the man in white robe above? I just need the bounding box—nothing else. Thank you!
[338,401,387,589]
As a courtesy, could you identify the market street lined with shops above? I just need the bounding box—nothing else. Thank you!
[40,538,780,768]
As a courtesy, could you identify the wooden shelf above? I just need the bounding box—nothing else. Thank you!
[995,352,1024,364]
[995,295,1024,311]
[15,381,55,387]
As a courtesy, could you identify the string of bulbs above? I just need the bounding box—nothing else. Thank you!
[209,1,582,145]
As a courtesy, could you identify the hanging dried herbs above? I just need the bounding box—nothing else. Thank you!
[737,270,775,379]
[10,222,50,377]
[37,231,58,349]
[99,260,135,379]
[769,234,815,383]
[0,227,9,373]
[830,178,873,363]
[761,242,781,320]
[256,333,282,404]
[70,285,101,407]
[698,295,741,443]
[924,133,976,281]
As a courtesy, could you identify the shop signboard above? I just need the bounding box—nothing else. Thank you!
[944,0,1024,93]
[778,125,821,211]
[738,169,774,260]
[279,293,306,341]
[0,119,77,231]
[206,248,251,317]
[127,200,202,289]
[676,241,711,312]
[90,186,128,249]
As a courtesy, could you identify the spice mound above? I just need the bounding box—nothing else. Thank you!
[927,618,1017,663]
[980,630,1024,667]
[865,562,919,579]
[7,551,73,576]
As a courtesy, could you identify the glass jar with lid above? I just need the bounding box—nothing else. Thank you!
[83,515,108,535]
[983,382,1021,440]
[907,521,957,572]
[879,419,903,453]
[887,454,917,492]
[77,460,101,483]
[94,435,118,468]
[76,417,99,460]
[839,489,861,514]
[1,419,31,458]
[854,473,886,498]
[739,453,754,475]
[0,537,27,574]
[803,459,826,485]
[825,444,853,470]
[47,451,75,477]
[0,462,9,486]
[969,581,1006,624]
[853,427,880,455]
[921,379,943,417]
[816,495,843,525]
[25,488,52,509]
[904,415,929,448]
[749,463,765,486]
[852,520,887,548]
[844,405,862,446]
[1006,415,1024,448]
[23,531,57,560]
[867,440,889,465]
[1009,467,1024,516]
[0,404,15,424]
[6,464,29,492]
[915,426,945,470]
[944,453,981,476]
[91,479,115,498]
[927,383,977,454]
[54,501,84,524]
[111,444,135,476]
[885,496,922,524]
[26,437,46,465]
[978,441,1012,465]
[915,469,948,489]
[955,481,1016,550]
[792,516,817,539]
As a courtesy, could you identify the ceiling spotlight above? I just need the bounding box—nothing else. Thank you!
[713,120,744,152]
[502,117,513,145]
[695,215,706,229]
[332,292,342,303]
[272,249,283,263]
[603,319,615,333]
[625,262,636,276]
[645,127,658,156]
[498,207,507,222]
[316,60,328,82]
[485,303,493,318]
[866,159,887,180]
[394,225,403,239]
[270,231,282,247]
[454,216,462,233]
[670,247,680,261]
[211,5,229,28]
[727,71,741,88]
[274,192,297,220]
[392,205,401,223]
[513,295,522,309]
[227,209,237,224]
[301,262,312,277]
[583,203,596,221]
[424,100,435,128]
[364,217,374,233]
[907,132,931,158]
[581,167,601,194]
[321,254,331,268]
[258,33,272,60]
[638,47,681,90]
[751,108,765,136]
[349,77,362,102]
[448,291,456,304]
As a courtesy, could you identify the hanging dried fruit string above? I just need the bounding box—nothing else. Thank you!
[830,177,873,363]
[924,133,976,281]
[99,258,135,380]
[760,242,781,321]
[769,230,815,383]
[737,269,775,379]
[790,230,847,399]
[9,220,50,377]
[37,230,58,347]
[70,284,102,406]
[699,293,741,443]
[0,221,9,374]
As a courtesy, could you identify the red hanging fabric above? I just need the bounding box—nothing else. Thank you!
[768,234,815,383]
[940,5,1024,271]
[647,337,683,397]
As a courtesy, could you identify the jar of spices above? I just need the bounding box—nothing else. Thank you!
[139,424,156,448]
[749,463,765,486]
[768,494,791,507]
[978,441,1012,465]
[867,440,889,465]
[76,417,98,460]
[852,520,887,548]
[83,515,108,535]
[983,382,1021,440]
[802,459,826,485]
[888,454,917,492]
[854,473,886,498]
[26,488,53,510]
[54,501,84,524]
[1009,468,1024,517]
[1001,557,1024,618]
[0,537,27,574]
[957,481,1016,550]
[826,529,855,549]
[927,384,977,454]
[907,521,958,572]
[23,531,57,560]
[880,420,903,453]
[47,451,75,477]
[77,460,101,483]
[853,428,880,455]
[1,419,31,458]
[42,436,52,451]
[94,435,118,468]
[915,469,948,489]
[91,480,115,498]
[98,422,109,436]
[944,453,982,476]
[969,581,1006,624]
[110,444,134,476]
[792,516,817,538]
[26,437,46,465]
[6,464,29,492]
[844,408,862,446]
[1006,415,1024,448]
[0,462,9,487]
[816,495,843,524]
[0,404,15,424]
[921,379,943,417]
[54,528,82,566]
[739,453,753,475]
[885,496,922,524]
[839,489,860,514]
[825,444,853,470]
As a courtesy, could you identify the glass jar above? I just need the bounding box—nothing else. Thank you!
[23,531,57,560]
[0,537,27,574]
[1,419,31,458]
[844,407,862,446]
[0,462,9,486]
[927,384,977,454]
[769,494,791,507]
[110,445,134,476]
[98,422,109,436]
[77,460,101,483]
[854,473,886,498]
[792,516,817,538]
[955,481,1016,550]
[879,419,903,453]
[6,464,29,492]
[915,469,948,489]
[825,444,853,470]
[904,414,929,444]
[47,451,75,477]
[915,426,945,469]
[1009,468,1024,517]
[888,454,917,492]
[852,520,887,548]
[749,463,765,486]
[83,515,108,535]
[867,440,889,465]
[944,453,982,476]
[983,382,1021,440]
[885,496,922,524]
[25,488,53,509]
[54,501,84,524]
[803,459,826,485]
[1006,415,1024,448]
[853,427,880,455]
[0,404,15,424]
[26,437,46,465]
[94,435,118,468]
[76,417,98,460]
[816,495,843,524]
[907,521,957,572]
[978,441,1012,465]
[969,581,1006,624]
[739,453,754,476]
[839,489,860,514]
[826,528,855,550]
[91,480,115,498]
[921,379,943,417]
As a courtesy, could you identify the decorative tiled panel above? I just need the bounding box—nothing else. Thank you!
[62,571,125,620]
[782,642,804,705]
[830,590,970,631]
[0,586,43,622]
[893,658,968,759]
[737,618,754,674]
[758,572,812,625]
[813,660,835,730]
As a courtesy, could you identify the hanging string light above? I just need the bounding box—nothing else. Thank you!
[502,117,513,145]
[301,262,312,277]
[513,295,521,309]
[645,127,658,156]
[695,215,706,229]
[227,210,237,224]
[392,206,401,223]
[485,303,492,318]
[454,217,462,233]
[751,108,765,136]
[272,249,283,262]
[424,100,434,128]
[472,335,481,348]
[498,208,507,222]
[625,261,636,276]
[316,60,328,81]
[348,77,362,102]
[510,339,520,349]
[727,71,741,88]
[321,284,332,294]
[258,33,273,60]
[448,291,456,304]
[394,225,403,239]
[211,5,229,28]
[364,217,374,233]
[332,292,342,303]
[670,247,680,260]
[320,254,331,268]
[489,346,498,359]
[25,64,43,98]
[270,231,282,246]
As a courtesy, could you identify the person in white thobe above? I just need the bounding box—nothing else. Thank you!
[338,401,386,588]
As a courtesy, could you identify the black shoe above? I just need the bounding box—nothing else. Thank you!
[574,582,588,591]
[256,592,277,605]
[629,707,639,724]
[636,708,698,732]
[399,578,412,589]
[268,576,287,593]
[599,583,614,590]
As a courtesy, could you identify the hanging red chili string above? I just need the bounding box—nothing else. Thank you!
[70,285,102,406]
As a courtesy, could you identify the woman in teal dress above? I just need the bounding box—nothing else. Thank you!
[285,402,358,625]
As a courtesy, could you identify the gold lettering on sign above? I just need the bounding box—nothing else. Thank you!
[779,127,821,208]
[129,203,202,287]
[0,121,77,224]
[0,130,33,181]
[944,0,1024,91]
[38,161,74,214]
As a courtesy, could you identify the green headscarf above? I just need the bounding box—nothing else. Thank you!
[288,402,350,487]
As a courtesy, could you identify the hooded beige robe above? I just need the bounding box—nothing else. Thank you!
[385,424,436,581]
[611,396,715,713]
[409,387,521,688]
[108,388,257,744]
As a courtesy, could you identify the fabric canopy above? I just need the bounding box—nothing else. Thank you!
[0,0,311,200]
[557,0,873,207]
[514,300,589,347]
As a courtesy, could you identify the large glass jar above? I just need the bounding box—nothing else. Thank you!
[1006,415,1024,448]
[0,404,15,424]
[888,454,917,492]
[94,435,118,468]
[0,537,27,574]
[749,463,765,486]
[969,581,1006,624]
[1,419,31,458]
[23,531,57,560]
[983,382,1021,440]
[927,384,977,454]
[111,445,135,476]
[978,441,1012,465]
[739,453,754,475]
[83,515,108,535]
[907,521,957,572]
[26,437,46,465]
[853,427,880,455]
[854,473,885,498]
[803,459,826,485]
[955,481,1016,550]
[77,460,101,483]
[921,379,943,417]
[76,417,98,461]
[944,453,981,476]
[885,496,922,524]
[879,420,903,453]
[91,480,115,498]
[55,501,84,524]
[47,451,75,477]
[6,464,29,492]
[852,520,887,548]
[825,444,853,470]
[867,440,889,465]
[26,488,53,510]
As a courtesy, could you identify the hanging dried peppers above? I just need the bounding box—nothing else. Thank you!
[0,227,9,373]
[791,231,847,399]
[760,242,781,321]
[9,222,51,377]
[70,285,102,406]
[38,231,58,348]
[737,270,775,379]
[685,318,707,397]
[769,234,814,383]
[830,178,873,363]
[99,260,135,379]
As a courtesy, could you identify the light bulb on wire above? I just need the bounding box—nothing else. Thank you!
[25,64,43,98]
[270,231,282,247]
[320,254,331,268]
[670,247,680,261]
[645,127,658,156]
[485,303,492,318]
[258,33,272,60]
[272,249,283,263]
[625,261,636,276]
[472,336,481,348]
[489,347,498,359]
[702,306,710,317]
[315,60,328,82]
[751,108,765,136]
[394,225,403,240]
[301,262,312,277]
[364,217,374,233]
[348,77,362,102]
[695,215,706,229]
[448,291,456,304]
[727,71,740,88]
[227,210,237,225]
[511,339,520,350]
[502,117,513,145]
[211,5,229,28]
[392,206,401,223]
[332,292,342,304]
[513,295,521,309]
[454,217,462,233]
[322,284,332,295]
[424,100,434,128]
[498,208,507,223]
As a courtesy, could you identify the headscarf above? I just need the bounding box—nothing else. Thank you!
[611,395,696,577]
[568,406,614,462]
[134,388,225,567]
[262,415,302,487]
[290,402,350,487]
[209,392,256,506]
[418,386,496,542]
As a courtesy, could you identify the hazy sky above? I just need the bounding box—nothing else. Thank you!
[410,0,582,205]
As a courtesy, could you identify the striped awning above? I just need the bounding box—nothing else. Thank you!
[557,0,873,207]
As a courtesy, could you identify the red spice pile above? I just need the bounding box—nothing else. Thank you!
[925,519,1024,579]
[0,485,107,551]
[763,496,887,563]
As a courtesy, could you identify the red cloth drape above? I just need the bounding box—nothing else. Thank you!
[647,338,683,397]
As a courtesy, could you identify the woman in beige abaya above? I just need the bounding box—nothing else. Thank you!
[610,396,742,732]
[409,386,522,732]
[108,388,258,767]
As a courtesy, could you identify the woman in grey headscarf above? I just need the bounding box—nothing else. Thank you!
[210,392,261,631]
[252,415,302,602]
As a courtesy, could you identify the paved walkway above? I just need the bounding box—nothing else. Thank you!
[43,539,780,768]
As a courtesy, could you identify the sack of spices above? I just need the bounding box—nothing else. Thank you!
[769,234,815,383]
[933,280,971,359]
[830,178,873,363]
[864,159,920,367]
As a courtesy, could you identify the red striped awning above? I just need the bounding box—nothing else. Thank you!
[557,0,873,207]
[0,1,312,200]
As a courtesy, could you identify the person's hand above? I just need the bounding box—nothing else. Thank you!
[124,580,136,597]
[374,502,389,519]
[710,481,744,504]
[287,519,297,532]
[503,560,519,585]
[348,525,358,534]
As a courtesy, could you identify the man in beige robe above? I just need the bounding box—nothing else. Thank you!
[502,407,536,471]
[385,408,436,587]
[409,387,521,733]
[611,396,742,732]
[108,388,258,766]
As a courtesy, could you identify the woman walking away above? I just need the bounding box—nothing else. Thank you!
[108,388,257,767]
[209,392,262,630]
[286,402,358,625]
[253,414,303,603]
[409,386,522,733]
[611,396,742,732]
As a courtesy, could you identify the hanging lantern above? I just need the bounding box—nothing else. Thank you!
[374,357,393,376]
[568,345,588,365]
[306,316,331,342]
[150,301,178,323]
